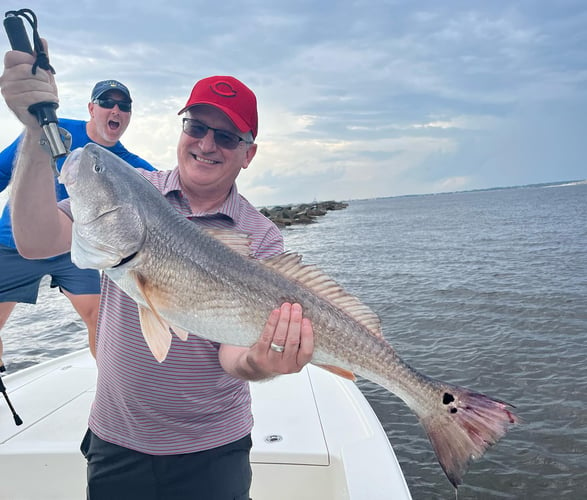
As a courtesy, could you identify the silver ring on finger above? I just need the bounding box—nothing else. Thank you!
[270,342,285,353]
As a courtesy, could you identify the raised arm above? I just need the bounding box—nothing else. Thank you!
[0,43,72,258]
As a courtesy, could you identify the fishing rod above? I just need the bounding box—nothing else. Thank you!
[0,374,23,426]
[0,339,22,425]
[3,8,70,170]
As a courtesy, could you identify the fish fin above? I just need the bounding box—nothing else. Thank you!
[418,386,519,487]
[202,228,253,257]
[132,272,176,361]
[138,306,172,362]
[170,326,189,341]
[316,364,356,381]
[262,252,383,337]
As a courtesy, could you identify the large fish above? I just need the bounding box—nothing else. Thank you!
[59,143,518,488]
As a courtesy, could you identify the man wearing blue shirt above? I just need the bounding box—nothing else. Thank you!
[0,80,155,364]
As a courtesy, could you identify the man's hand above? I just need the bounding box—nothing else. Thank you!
[219,303,314,381]
[0,39,58,129]
[249,302,314,376]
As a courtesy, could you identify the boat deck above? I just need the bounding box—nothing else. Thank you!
[0,349,411,499]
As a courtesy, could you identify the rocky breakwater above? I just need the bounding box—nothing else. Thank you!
[259,200,348,227]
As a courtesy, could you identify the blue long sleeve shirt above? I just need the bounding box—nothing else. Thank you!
[0,118,155,248]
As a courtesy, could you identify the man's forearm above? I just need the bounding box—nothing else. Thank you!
[11,127,71,258]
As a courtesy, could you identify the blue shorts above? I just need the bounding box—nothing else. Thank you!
[0,245,101,303]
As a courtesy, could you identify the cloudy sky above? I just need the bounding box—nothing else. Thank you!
[1,0,585,207]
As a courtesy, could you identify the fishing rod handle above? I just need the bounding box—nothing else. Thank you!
[3,13,33,53]
[3,12,68,161]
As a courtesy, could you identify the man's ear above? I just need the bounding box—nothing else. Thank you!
[242,143,257,170]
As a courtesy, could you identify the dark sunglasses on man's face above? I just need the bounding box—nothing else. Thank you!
[182,118,251,150]
[93,98,132,112]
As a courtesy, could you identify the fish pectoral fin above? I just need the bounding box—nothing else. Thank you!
[316,364,356,381]
[132,271,180,356]
[138,306,172,362]
[170,326,189,341]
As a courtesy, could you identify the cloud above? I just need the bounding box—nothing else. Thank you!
[1,0,585,207]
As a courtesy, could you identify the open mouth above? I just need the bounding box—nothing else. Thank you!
[108,120,120,131]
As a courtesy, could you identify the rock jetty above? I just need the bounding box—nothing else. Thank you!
[259,200,348,227]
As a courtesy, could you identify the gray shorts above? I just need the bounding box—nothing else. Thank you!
[0,245,100,303]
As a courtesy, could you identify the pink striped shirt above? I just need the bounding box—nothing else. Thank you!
[62,167,283,454]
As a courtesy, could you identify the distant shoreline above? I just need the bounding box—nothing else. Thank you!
[349,179,587,203]
[259,200,349,227]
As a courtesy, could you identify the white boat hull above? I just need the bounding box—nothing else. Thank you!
[0,349,411,499]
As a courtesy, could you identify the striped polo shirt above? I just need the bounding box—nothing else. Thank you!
[60,167,283,455]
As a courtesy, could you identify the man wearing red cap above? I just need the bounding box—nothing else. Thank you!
[1,41,314,499]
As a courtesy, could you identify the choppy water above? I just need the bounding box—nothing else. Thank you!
[1,182,586,499]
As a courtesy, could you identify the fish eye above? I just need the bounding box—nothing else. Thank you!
[93,164,103,173]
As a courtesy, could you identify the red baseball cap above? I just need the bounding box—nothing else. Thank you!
[178,76,258,139]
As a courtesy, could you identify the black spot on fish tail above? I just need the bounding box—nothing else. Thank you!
[443,392,455,405]
[420,389,519,487]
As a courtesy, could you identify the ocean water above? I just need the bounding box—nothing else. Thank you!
[1,182,586,499]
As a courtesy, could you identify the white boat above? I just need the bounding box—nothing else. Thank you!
[0,349,412,499]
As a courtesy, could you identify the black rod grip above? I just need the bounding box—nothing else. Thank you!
[3,14,33,54]
[3,11,67,162]
[29,102,59,126]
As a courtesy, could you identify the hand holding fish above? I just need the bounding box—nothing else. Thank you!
[219,303,314,381]
[254,302,314,375]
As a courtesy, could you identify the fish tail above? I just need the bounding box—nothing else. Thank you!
[418,386,519,487]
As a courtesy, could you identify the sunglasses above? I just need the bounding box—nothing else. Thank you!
[93,98,132,112]
[182,118,252,150]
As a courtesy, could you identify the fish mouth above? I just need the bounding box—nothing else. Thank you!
[112,250,139,268]
[58,148,84,186]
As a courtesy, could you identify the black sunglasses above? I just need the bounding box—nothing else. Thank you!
[182,118,252,150]
[93,98,132,112]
